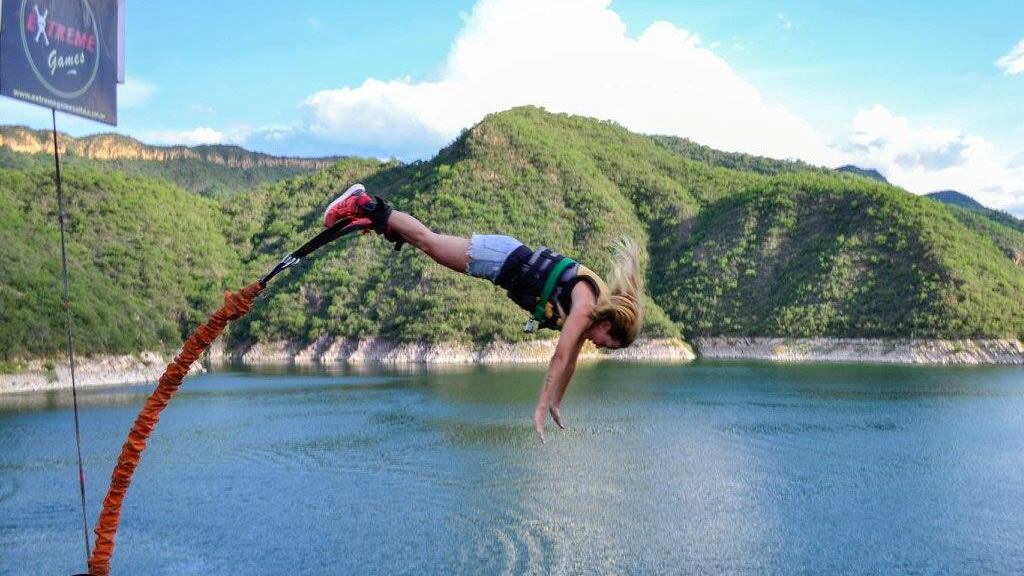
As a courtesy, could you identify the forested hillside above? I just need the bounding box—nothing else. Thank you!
[3,107,1022,361]
[0,168,242,358]
[225,107,1024,347]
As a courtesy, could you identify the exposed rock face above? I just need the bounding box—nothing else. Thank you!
[0,351,205,394]
[210,337,696,365]
[0,126,340,169]
[695,337,1024,365]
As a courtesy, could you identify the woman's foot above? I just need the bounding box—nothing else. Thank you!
[323,183,373,228]
[323,184,405,249]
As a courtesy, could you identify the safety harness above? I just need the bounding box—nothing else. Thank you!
[496,246,586,332]
[531,255,576,330]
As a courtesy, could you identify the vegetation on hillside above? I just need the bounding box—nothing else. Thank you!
[0,167,242,358]
[649,134,820,176]
[659,174,1024,338]
[3,107,1022,360]
[941,204,1024,263]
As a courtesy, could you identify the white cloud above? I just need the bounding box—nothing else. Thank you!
[126,0,1022,217]
[300,0,842,165]
[145,127,226,146]
[242,126,344,157]
[777,13,792,30]
[187,103,217,116]
[996,39,1024,75]
[118,75,158,108]
[845,105,1024,214]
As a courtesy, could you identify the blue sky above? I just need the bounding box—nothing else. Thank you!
[2,0,1022,213]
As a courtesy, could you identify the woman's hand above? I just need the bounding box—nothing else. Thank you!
[534,388,569,443]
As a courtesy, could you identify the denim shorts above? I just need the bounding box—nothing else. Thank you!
[467,234,524,282]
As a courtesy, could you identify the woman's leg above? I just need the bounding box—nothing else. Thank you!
[386,210,470,274]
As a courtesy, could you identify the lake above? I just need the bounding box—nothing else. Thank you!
[2,362,1023,575]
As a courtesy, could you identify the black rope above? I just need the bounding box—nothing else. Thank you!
[259,219,363,286]
[52,109,91,561]
[293,219,362,259]
[258,197,408,286]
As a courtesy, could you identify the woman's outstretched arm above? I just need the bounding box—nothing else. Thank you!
[548,283,600,423]
[534,303,591,442]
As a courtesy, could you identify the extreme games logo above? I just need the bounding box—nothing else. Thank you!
[19,0,100,98]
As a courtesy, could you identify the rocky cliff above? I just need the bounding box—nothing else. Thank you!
[0,126,339,169]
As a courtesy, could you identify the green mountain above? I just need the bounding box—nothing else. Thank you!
[2,107,1022,361]
[226,107,1023,347]
[0,126,341,198]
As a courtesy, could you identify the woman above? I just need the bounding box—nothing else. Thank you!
[324,184,645,442]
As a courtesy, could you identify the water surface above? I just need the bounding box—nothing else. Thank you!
[2,362,1023,574]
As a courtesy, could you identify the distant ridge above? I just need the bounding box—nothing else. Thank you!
[0,125,341,169]
[0,125,346,197]
[836,165,888,183]
[648,135,820,176]
[925,190,1024,260]
[926,190,986,211]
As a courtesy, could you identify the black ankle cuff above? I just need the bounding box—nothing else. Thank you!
[367,195,393,232]
[369,195,404,250]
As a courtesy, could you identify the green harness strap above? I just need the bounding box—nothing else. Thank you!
[533,257,576,322]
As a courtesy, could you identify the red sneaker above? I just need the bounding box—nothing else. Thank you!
[323,183,373,228]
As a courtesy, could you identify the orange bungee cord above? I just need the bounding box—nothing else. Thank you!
[86,282,262,576]
[79,217,366,576]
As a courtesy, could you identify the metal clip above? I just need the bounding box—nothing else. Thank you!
[523,319,537,333]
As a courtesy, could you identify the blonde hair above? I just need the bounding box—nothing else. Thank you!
[590,238,645,346]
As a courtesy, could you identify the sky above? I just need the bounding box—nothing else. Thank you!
[2,0,1023,214]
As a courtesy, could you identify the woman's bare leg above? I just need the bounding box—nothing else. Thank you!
[386,210,470,273]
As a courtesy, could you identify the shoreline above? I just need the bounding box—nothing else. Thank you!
[0,351,207,395]
[209,337,695,366]
[2,337,1022,394]
[695,337,1024,365]
[0,338,694,394]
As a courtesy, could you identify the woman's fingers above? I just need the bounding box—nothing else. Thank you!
[534,406,547,443]
[550,373,571,431]
[532,403,548,444]
[549,405,566,430]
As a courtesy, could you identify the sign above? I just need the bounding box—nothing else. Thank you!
[0,0,118,125]
[116,0,123,83]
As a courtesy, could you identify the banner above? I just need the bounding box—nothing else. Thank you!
[0,0,118,125]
